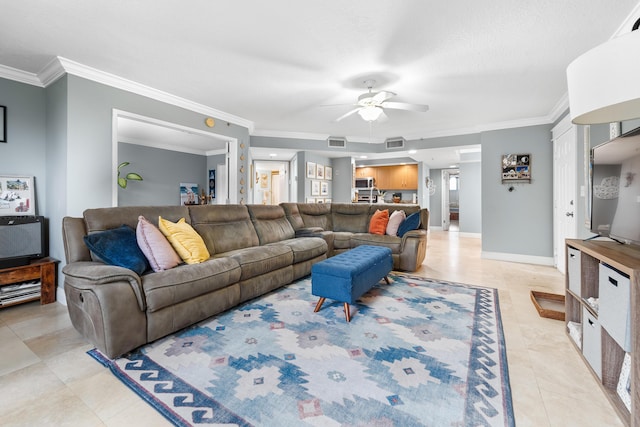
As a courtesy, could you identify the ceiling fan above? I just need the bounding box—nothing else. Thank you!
[335,79,429,122]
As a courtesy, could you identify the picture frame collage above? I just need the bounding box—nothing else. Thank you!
[306,161,332,204]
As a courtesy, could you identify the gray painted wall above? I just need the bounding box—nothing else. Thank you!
[0,78,47,214]
[331,157,353,203]
[481,124,554,257]
[459,161,481,233]
[118,142,207,206]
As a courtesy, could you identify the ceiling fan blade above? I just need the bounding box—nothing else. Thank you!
[372,90,396,103]
[381,101,429,112]
[377,110,389,122]
[335,107,362,122]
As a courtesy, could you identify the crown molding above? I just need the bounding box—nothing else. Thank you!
[547,92,570,124]
[1,56,255,132]
[0,63,43,87]
[53,57,255,132]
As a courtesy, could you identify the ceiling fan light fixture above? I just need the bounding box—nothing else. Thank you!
[358,106,383,122]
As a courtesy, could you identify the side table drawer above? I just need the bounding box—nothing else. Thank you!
[567,247,581,296]
[598,263,630,352]
[582,306,602,379]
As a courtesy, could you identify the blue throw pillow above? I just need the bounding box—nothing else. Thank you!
[84,225,149,275]
[397,212,421,237]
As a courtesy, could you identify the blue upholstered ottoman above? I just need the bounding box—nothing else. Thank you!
[311,245,393,322]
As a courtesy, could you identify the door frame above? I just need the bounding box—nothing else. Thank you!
[552,114,578,273]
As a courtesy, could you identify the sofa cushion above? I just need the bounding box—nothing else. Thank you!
[351,233,402,254]
[136,216,182,272]
[217,245,294,281]
[369,209,389,235]
[159,217,210,264]
[141,257,242,313]
[83,206,189,233]
[83,225,149,275]
[332,231,354,250]
[397,211,421,237]
[386,209,406,236]
[189,205,259,255]
[268,237,327,263]
[247,205,295,245]
[332,203,370,233]
[296,202,332,230]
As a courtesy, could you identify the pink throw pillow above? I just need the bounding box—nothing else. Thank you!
[386,210,406,236]
[136,215,182,272]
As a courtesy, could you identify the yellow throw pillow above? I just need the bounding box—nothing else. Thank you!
[158,216,210,264]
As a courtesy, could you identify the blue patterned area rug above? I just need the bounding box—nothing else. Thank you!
[89,273,514,427]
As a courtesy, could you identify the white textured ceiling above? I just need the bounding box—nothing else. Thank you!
[1,1,639,166]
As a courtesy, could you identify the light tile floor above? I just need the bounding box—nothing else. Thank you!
[0,231,624,426]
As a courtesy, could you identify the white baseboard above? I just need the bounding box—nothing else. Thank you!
[56,286,67,306]
[481,251,554,266]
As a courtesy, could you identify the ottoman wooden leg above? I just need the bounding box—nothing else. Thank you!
[314,297,326,313]
[384,276,390,285]
[344,302,351,322]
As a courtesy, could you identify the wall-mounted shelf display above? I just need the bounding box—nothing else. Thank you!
[501,154,531,183]
[565,239,640,426]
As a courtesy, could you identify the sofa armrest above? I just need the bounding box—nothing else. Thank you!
[62,262,146,311]
[398,229,427,271]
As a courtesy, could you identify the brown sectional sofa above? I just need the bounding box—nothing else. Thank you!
[61,202,428,358]
[281,202,428,272]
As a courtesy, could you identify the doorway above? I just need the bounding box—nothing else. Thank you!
[253,160,289,205]
[441,169,460,231]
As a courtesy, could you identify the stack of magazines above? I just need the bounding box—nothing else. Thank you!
[0,280,41,306]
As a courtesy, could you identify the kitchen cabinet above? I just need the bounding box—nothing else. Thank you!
[376,164,418,190]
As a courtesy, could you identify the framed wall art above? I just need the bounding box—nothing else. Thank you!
[501,154,531,183]
[316,165,324,179]
[325,166,332,180]
[311,180,320,196]
[306,162,316,179]
[0,175,35,215]
[320,181,328,195]
[180,182,199,205]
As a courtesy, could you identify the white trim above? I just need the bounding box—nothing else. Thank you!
[481,251,555,266]
[56,287,67,306]
[0,63,42,86]
[0,57,255,132]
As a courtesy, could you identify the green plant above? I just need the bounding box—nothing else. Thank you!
[117,162,143,189]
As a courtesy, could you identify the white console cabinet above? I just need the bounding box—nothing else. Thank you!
[565,239,640,426]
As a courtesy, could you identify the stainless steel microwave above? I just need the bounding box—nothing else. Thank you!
[355,177,374,188]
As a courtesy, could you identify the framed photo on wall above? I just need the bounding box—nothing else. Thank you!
[311,180,320,196]
[180,182,199,205]
[325,166,332,180]
[0,175,35,215]
[316,165,324,179]
[306,162,316,179]
[320,181,328,195]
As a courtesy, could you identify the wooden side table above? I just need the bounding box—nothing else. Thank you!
[0,257,59,308]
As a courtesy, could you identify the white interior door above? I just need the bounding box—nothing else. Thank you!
[441,170,451,231]
[216,163,228,204]
[553,116,578,274]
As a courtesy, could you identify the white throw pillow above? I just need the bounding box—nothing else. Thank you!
[386,210,406,236]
